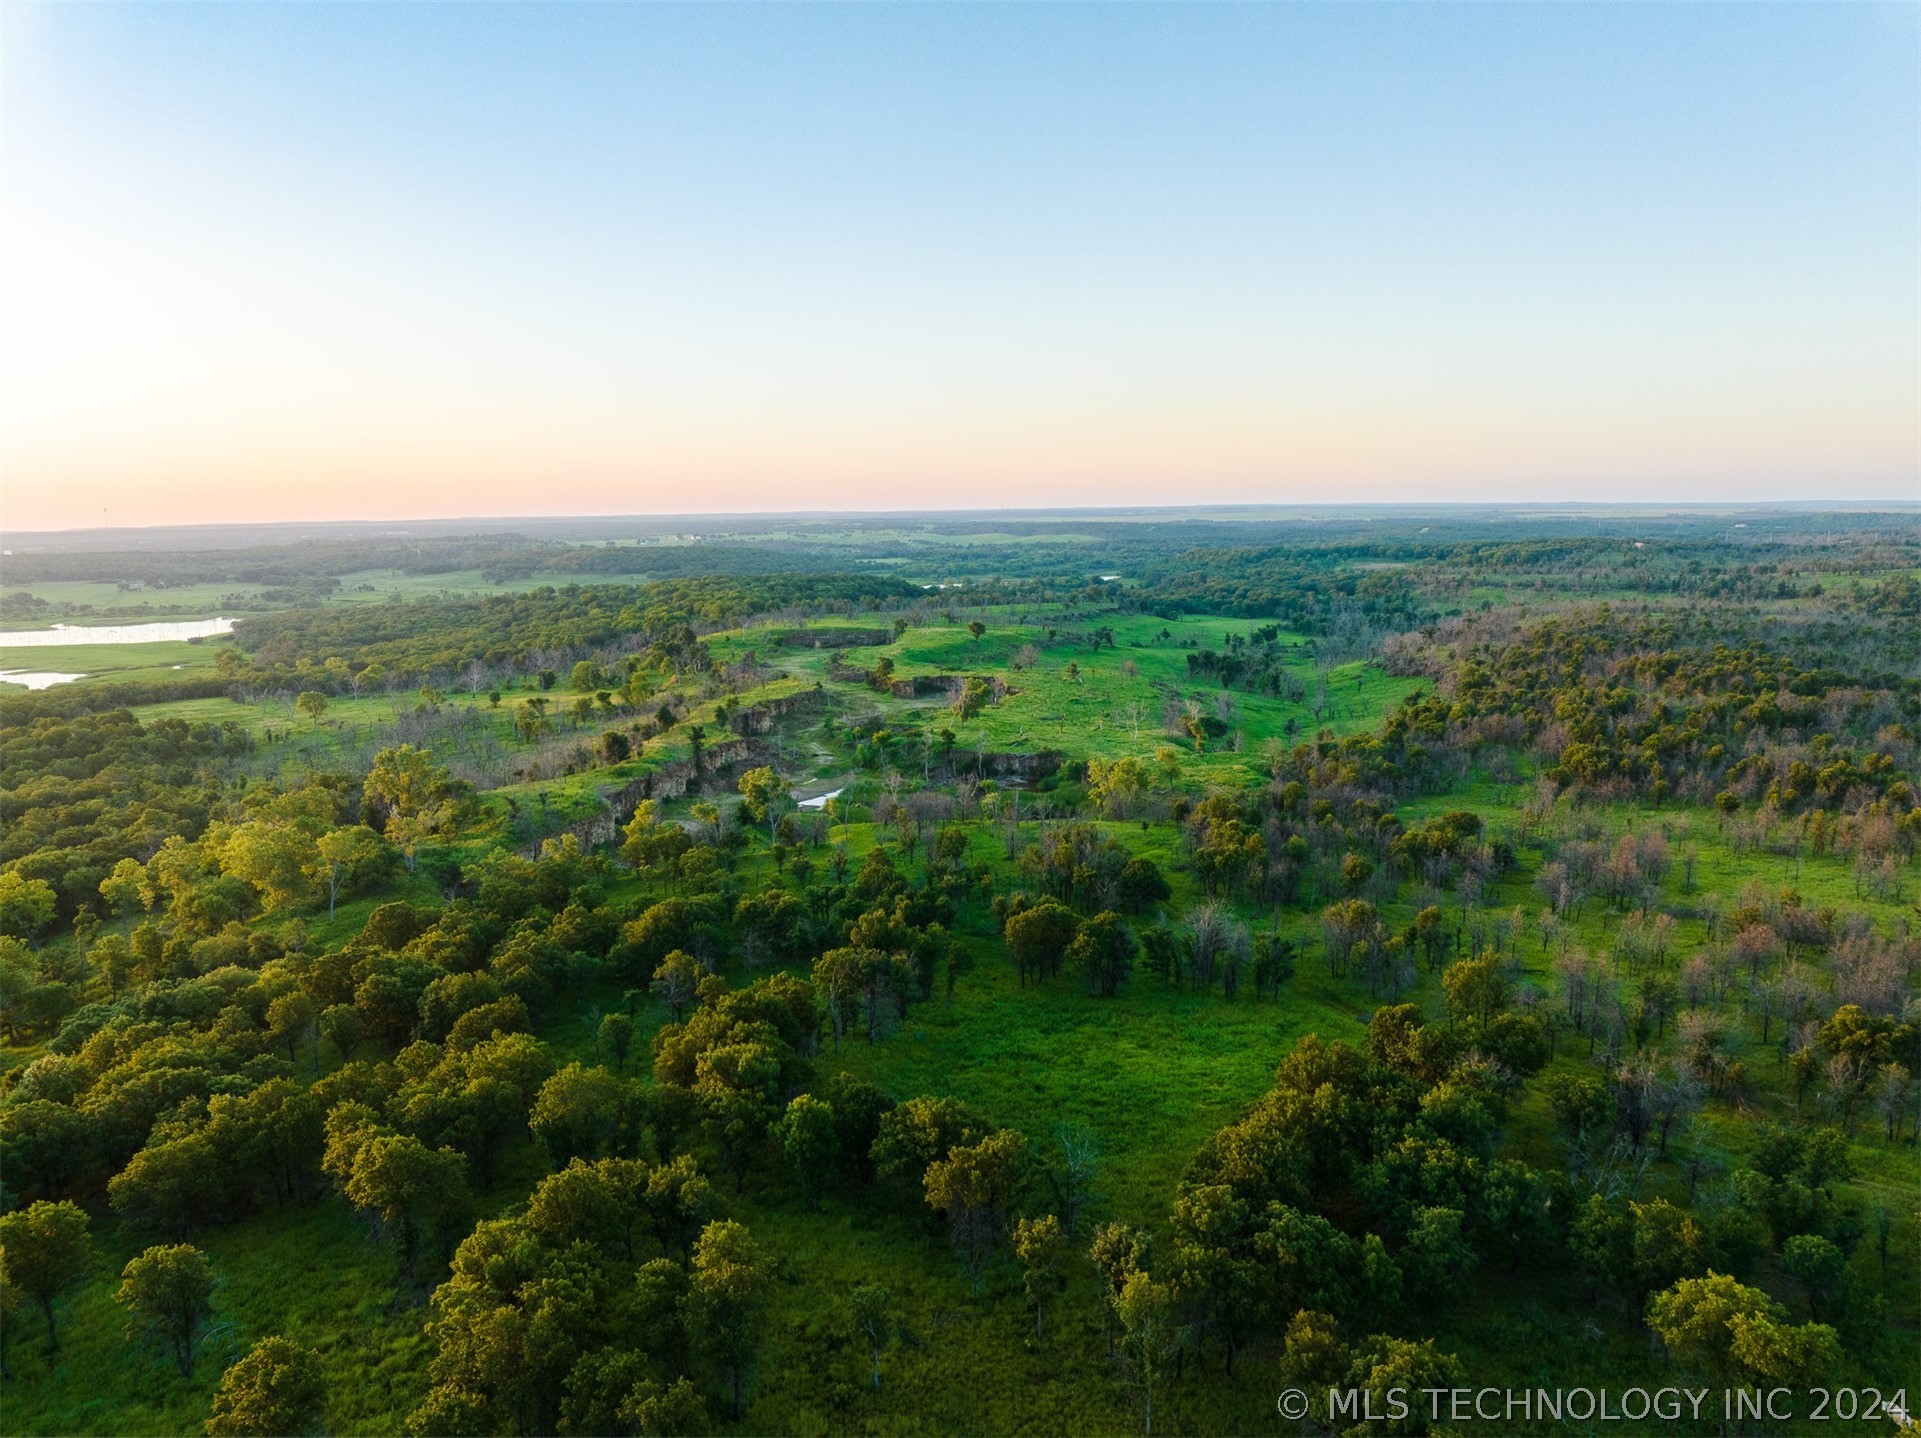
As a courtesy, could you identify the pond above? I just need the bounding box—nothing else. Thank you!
[0,617,236,647]
[0,670,89,690]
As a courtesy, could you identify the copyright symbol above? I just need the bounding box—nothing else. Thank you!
[1277,1389,1310,1420]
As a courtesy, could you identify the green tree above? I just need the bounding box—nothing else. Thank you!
[323,1116,469,1284]
[1281,1308,1350,1391]
[1013,1213,1064,1340]
[313,825,383,920]
[1342,1334,1463,1436]
[1113,1271,1181,1437]
[1004,901,1080,988]
[530,1062,626,1166]
[619,1376,707,1436]
[363,745,459,873]
[649,949,702,1021]
[0,872,57,941]
[205,1336,327,1437]
[687,1219,767,1422]
[116,1244,217,1377]
[871,1095,987,1189]
[0,1200,92,1352]
[1646,1271,1838,1383]
[597,1011,636,1072]
[1087,1221,1148,1360]
[847,1283,894,1389]
[1780,1234,1848,1323]
[98,857,153,919]
[1402,1206,1477,1303]
[772,1094,838,1212]
[1441,954,1510,1034]
[216,819,318,914]
[967,620,986,643]
[0,1250,19,1380]
[737,766,793,838]
[924,1129,1029,1289]
[642,1154,716,1259]
[1068,911,1136,998]
[295,691,329,727]
[109,1133,220,1237]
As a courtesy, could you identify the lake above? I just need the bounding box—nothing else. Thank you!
[0,617,235,647]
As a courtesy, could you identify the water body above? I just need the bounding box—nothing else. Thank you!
[0,670,88,690]
[798,787,845,811]
[0,617,236,647]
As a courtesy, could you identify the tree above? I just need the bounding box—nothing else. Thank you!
[1342,1334,1463,1437]
[1402,1206,1477,1303]
[116,1244,217,1377]
[216,819,319,914]
[295,691,329,727]
[363,745,460,873]
[99,857,153,919]
[1116,857,1171,912]
[872,1095,987,1189]
[313,826,383,921]
[848,1283,894,1389]
[1089,1221,1148,1357]
[205,1336,327,1437]
[1013,1213,1064,1340]
[1113,1271,1181,1437]
[924,1129,1029,1289]
[1780,1233,1848,1322]
[324,1118,469,1284]
[967,620,986,643]
[644,953,702,1027]
[0,872,57,942]
[1004,901,1080,988]
[1441,955,1510,1034]
[266,991,317,1063]
[620,1377,707,1437]
[773,1094,837,1211]
[737,767,793,839]
[1069,911,1136,998]
[1281,1308,1350,1391]
[598,1011,636,1072]
[642,1154,716,1259]
[1646,1271,1838,1383]
[0,1251,19,1381]
[0,1200,92,1352]
[687,1220,767,1422]
[530,1063,626,1166]
[1055,1122,1101,1234]
[109,1132,220,1237]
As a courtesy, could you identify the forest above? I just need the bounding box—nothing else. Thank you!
[0,506,1917,1437]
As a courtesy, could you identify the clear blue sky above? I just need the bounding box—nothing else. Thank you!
[3,2,1915,527]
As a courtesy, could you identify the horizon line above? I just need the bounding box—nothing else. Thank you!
[7,497,1920,544]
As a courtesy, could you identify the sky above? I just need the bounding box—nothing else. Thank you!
[1,2,1915,532]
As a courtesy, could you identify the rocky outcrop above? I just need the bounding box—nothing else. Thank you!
[607,735,771,814]
[774,628,891,649]
[974,749,1063,780]
[886,674,1010,702]
[723,685,827,735]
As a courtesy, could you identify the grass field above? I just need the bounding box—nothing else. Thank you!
[0,637,233,688]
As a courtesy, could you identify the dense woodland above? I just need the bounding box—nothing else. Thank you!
[1,509,1917,1436]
